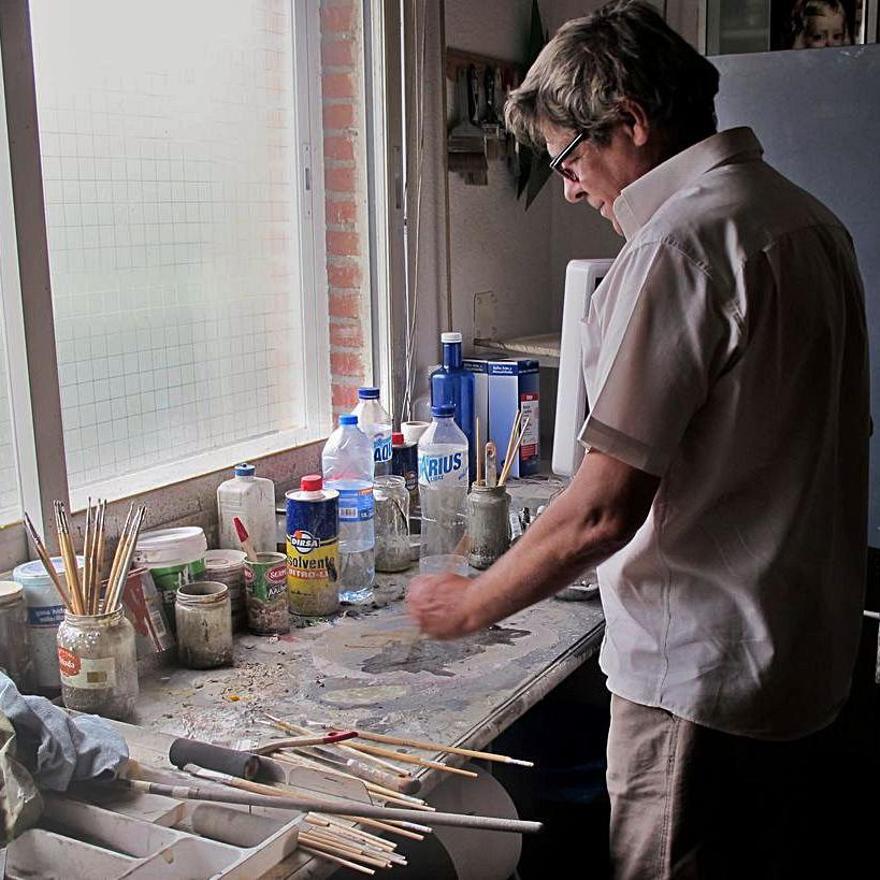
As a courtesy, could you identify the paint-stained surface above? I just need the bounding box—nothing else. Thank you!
[133,570,605,798]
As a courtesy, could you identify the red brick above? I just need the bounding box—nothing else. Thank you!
[330,351,363,377]
[329,291,361,319]
[326,229,359,256]
[324,136,355,161]
[324,166,355,193]
[322,73,355,99]
[321,39,354,67]
[332,383,360,409]
[328,263,361,288]
[326,199,357,224]
[320,4,355,34]
[323,103,354,130]
[330,321,364,349]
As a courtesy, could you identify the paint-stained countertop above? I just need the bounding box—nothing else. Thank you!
[132,570,605,878]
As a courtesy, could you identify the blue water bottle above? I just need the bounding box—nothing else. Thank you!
[430,332,476,481]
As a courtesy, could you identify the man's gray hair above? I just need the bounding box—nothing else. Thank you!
[505,0,720,152]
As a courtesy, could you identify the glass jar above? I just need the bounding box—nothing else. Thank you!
[203,550,247,632]
[175,581,233,669]
[466,484,511,570]
[57,608,138,720]
[0,581,33,690]
[374,475,411,572]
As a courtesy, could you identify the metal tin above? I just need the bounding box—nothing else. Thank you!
[286,486,340,617]
[466,485,511,569]
[244,552,289,635]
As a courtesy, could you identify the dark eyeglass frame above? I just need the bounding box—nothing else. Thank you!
[548,131,587,181]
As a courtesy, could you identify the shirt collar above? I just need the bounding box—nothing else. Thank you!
[613,127,764,241]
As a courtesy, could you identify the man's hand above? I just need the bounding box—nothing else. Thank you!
[406,573,477,640]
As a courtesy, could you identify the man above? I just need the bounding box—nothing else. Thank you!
[407,2,869,877]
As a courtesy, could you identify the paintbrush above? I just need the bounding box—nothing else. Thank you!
[233,516,258,562]
[23,513,74,612]
[499,416,530,487]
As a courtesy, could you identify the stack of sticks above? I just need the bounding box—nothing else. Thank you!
[23,500,147,616]
[473,411,531,489]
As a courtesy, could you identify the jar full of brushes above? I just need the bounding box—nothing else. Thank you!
[466,485,510,570]
[57,607,138,720]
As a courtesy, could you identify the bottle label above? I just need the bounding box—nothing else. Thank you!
[58,648,117,689]
[27,604,65,627]
[374,436,392,464]
[337,486,375,522]
[418,451,467,485]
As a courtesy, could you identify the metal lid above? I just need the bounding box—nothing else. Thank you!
[0,581,23,607]
[357,387,380,399]
[234,463,256,477]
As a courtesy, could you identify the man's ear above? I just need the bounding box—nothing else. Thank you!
[618,99,651,148]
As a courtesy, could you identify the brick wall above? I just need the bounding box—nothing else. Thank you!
[320,0,371,417]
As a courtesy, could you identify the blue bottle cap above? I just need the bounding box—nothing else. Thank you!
[340,414,358,425]
[357,387,380,399]
[234,463,255,477]
[432,404,456,418]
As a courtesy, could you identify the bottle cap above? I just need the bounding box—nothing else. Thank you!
[391,432,405,446]
[432,403,456,419]
[339,414,358,426]
[441,331,462,344]
[357,387,380,399]
[301,474,323,492]
[234,463,255,477]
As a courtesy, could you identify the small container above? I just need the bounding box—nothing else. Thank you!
[217,463,276,554]
[14,556,83,695]
[203,549,247,632]
[392,432,419,524]
[374,475,411,573]
[118,567,175,674]
[57,608,138,720]
[244,552,289,635]
[0,581,33,690]
[466,484,511,569]
[175,581,233,669]
[418,554,470,577]
[134,527,207,631]
[286,475,340,617]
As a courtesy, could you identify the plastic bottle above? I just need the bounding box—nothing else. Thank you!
[352,387,393,477]
[217,463,276,555]
[430,332,476,481]
[322,414,375,603]
[418,404,470,559]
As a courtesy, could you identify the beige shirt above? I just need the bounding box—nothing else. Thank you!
[579,127,869,739]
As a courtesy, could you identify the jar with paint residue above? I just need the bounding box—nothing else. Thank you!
[133,527,207,632]
[13,556,83,696]
[244,552,290,635]
[57,608,139,720]
[203,549,247,632]
[0,581,33,690]
[374,476,411,573]
[466,484,511,570]
[175,581,233,669]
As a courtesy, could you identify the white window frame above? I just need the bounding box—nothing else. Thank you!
[0,0,332,569]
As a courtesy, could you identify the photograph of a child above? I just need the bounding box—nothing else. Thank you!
[771,0,867,49]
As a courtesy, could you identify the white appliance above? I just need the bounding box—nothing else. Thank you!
[552,258,614,477]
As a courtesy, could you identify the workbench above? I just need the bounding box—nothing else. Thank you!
[131,570,605,878]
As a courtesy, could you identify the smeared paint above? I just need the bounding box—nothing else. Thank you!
[360,625,531,677]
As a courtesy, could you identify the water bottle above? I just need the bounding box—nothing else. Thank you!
[418,404,470,559]
[322,415,375,603]
[352,387,393,477]
[430,332,476,481]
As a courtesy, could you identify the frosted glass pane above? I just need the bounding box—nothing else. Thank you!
[0,316,21,523]
[30,0,306,491]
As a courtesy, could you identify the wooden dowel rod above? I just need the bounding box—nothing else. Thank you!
[346,742,478,778]
[337,816,428,839]
[300,831,391,868]
[299,844,375,875]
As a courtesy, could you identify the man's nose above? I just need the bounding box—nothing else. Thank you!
[563,176,587,204]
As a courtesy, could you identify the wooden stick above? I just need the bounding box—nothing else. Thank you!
[93,500,106,613]
[105,505,146,612]
[345,742,478,778]
[299,843,376,875]
[307,814,398,851]
[252,731,358,753]
[300,831,391,868]
[55,502,84,614]
[23,514,73,612]
[501,409,522,482]
[499,416,530,487]
[336,816,430,839]
[103,504,133,610]
[337,729,534,767]
[83,499,93,611]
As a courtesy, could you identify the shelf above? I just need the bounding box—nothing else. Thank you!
[473,332,561,367]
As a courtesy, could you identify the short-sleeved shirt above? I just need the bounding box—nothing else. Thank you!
[579,127,869,740]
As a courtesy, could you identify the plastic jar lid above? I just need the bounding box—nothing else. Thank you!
[301,474,323,491]
[357,387,380,399]
[13,556,83,584]
[234,463,256,476]
[0,581,23,606]
[339,414,358,425]
[392,432,405,446]
[204,549,248,571]
[135,527,207,567]
[441,331,462,344]
[432,403,456,418]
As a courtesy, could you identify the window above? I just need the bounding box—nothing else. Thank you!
[27,0,330,505]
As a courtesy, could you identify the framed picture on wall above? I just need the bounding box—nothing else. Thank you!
[770,0,871,49]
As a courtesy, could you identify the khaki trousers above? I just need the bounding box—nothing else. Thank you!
[605,694,835,880]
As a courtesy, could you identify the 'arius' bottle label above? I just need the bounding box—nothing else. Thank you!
[418,451,467,485]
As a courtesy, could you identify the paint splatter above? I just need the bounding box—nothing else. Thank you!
[360,625,531,677]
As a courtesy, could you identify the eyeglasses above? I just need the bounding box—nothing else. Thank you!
[548,131,587,181]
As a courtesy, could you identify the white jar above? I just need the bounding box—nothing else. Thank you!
[217,463,276,555]
[13,556,83,694]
